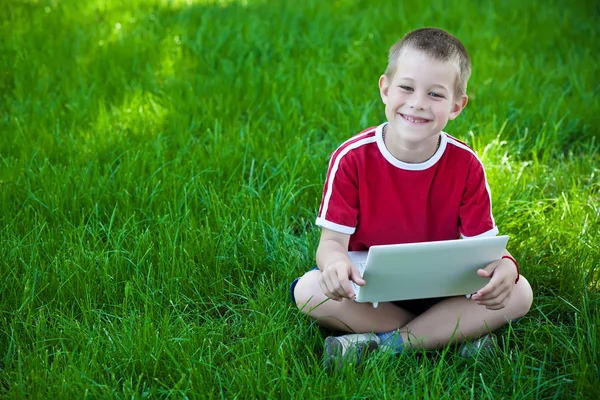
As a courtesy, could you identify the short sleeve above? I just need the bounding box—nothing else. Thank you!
[315,151,359,234]
[459,158,498,238]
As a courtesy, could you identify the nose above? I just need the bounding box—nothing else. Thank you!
[408,92,426,110]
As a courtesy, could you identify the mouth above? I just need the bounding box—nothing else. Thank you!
[399,113,431,124]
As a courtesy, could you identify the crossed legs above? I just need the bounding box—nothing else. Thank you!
[294,269,533,349]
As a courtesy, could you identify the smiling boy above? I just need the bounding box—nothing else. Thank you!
[291,27,533,367]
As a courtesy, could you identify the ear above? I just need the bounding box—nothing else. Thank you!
[378,74,390,104]
[448,94,468,120]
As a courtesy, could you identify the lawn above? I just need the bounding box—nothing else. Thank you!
[1,0,599,398]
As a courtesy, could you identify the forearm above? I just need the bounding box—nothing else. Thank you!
[316,239,350,271]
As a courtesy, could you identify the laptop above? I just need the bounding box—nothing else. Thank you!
[348,235,509,306]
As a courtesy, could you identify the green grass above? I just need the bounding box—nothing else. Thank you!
[1,0,599,398]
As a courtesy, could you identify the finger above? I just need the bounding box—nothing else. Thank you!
[477,290,510,307]
[477,268,492,278]
[340,268,360,299]
[476,288,506,304]
[476,285,507,301]
[318,276,336,300]
[500,292,512,307]
[333,268,352,299]
[472,281,499,299]
[327,280,345,300]
[350,266,366,286]
[477,263,499,278]
[478,261,498,277]
[327,271,348,300]
[320,274,342,301]
[485,294,511,310]
[477,297,503,307]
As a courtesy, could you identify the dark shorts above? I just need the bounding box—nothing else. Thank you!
[289,267,447,316]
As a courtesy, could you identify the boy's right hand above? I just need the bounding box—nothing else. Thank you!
[319,261,366,301]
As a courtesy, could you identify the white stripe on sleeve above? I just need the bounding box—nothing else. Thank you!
[446,137,496,228]
[318,135,376,227]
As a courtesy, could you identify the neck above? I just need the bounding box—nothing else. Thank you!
[383,124,441,163]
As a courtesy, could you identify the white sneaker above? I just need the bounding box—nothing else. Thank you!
[458,333,497,358]
[323,333,381,370]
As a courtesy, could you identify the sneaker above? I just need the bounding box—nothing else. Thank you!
[458,333,497,358]
[323,333,381,370]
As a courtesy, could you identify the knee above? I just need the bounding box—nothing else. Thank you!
[512,275,534,318]
[293,270,327,315]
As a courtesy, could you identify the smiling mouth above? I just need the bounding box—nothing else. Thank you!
[399,113,430,124]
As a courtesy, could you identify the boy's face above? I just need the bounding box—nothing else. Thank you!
[379,47,468,145]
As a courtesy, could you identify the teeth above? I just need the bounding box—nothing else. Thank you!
[403,114,428,123]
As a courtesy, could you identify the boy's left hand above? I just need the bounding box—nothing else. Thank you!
[470,258,518,310]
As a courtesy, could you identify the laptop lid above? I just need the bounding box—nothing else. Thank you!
[350,235,509,303]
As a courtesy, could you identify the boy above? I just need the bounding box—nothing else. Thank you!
[291,27,533,367]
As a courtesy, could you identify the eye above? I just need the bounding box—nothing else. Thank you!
[429,92,445,98]
[399,85,413,91]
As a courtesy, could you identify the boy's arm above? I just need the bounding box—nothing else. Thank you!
[316,228,351,271]
[316,228,365,301]
[459,157,521,309]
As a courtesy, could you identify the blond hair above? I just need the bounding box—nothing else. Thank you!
[385,27,471,96]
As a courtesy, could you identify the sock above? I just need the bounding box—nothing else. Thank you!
[376,330,404,353]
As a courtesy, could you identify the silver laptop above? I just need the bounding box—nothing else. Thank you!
[348,235,509,306]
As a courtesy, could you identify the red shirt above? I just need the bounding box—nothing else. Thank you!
[316,123,498,251]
